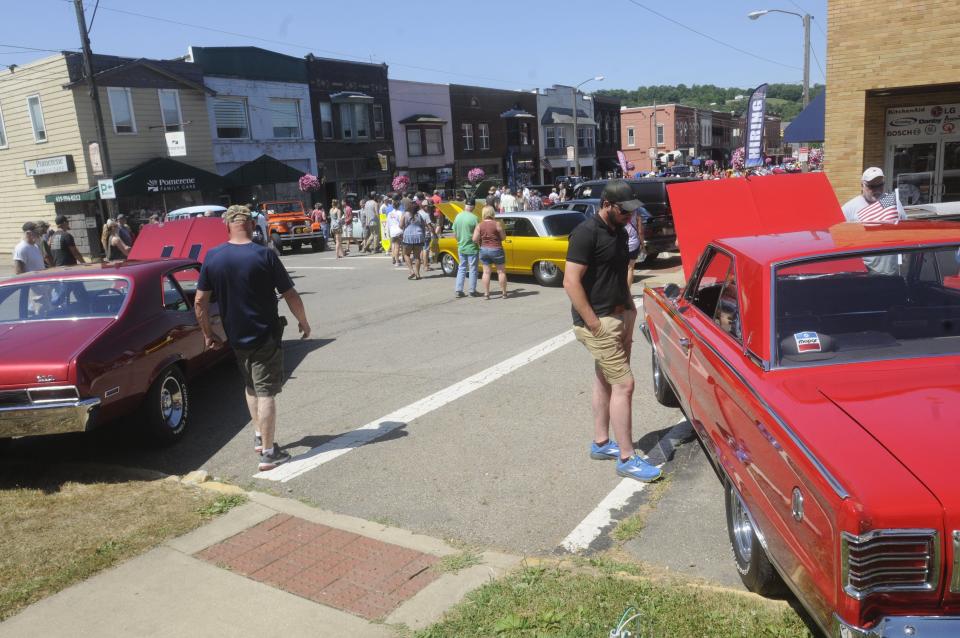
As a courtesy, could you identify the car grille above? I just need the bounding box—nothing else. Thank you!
[0,390,30,407]
[841,529,940,599]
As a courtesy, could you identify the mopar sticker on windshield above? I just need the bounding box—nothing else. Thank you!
[794,331,822,353]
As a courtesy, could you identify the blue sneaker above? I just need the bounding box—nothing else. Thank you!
[590,439,620,460]
[616,455,663,482]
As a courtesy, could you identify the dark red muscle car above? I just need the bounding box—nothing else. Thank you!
[0,217,228,445]
[643,174,960,637]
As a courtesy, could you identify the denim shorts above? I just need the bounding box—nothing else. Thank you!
[479,247,505,265]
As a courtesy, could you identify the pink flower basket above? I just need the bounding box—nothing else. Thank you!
[392,175,411,192]
[467,168,486,183]
[298,173,322,192]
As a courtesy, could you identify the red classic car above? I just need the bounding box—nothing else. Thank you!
[642,173,960,636]
[0,217,229,445]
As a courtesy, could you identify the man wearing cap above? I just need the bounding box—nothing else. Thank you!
[34,220,54,267]
[116,214,135,247]
[49,215,86,267]
[563,180,662,483]
[842,167,903,274]
[194,205,311,472]
[12,222,46,274]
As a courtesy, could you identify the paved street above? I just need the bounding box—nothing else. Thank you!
[4,248,740,587]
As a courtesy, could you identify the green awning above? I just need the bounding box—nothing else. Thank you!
[224,154,306,187]
[45,188,98,203]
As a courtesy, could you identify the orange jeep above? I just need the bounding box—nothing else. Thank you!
[259,200,325,253]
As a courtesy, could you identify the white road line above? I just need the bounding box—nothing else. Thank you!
[559,478,650,553]
[288,266,356,270]
[255,329,577,482]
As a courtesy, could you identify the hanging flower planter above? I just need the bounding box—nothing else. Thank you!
[467,167,486,183]
[809,148,824,169]
[392,174,411,192]
[731,147,745,171]
[298,173,322,192]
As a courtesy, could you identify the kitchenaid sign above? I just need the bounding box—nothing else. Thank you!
[886,104,960,140]
[145,177,197,192]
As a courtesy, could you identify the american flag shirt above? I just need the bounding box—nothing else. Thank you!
[855,192,900,224]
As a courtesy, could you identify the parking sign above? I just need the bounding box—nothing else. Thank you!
[98,178,116,200]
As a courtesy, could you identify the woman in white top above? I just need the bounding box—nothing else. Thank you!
[329,199,344,259]
[386,199,404,266]
[624,208,644,286]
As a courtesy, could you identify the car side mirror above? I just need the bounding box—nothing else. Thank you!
[663,283,681,299]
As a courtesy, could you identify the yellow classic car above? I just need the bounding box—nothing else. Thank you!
[437,209,586,286]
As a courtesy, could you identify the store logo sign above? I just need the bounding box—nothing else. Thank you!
[890,117,917,127]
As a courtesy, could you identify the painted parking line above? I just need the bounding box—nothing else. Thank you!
[558,418,692,553]
[287,266,356,270]
[254,329,577,482]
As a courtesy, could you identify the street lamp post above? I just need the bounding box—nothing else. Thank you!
[748,9,811,108]
[572,75,604,177]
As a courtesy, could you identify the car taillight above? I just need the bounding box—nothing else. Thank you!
[27,386,80,404]
[841,529,940,599]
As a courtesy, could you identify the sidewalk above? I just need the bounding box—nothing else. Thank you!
[0,490,521,637]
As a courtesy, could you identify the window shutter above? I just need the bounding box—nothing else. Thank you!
[214,99,247,128]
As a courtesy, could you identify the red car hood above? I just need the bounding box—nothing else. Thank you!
[0,319,113,386]
[666,173,845,279]
[815,361,960,513]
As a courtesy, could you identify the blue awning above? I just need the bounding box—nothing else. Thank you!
[784,90,825,143]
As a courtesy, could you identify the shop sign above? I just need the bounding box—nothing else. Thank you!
[98,179,116,200]
[24,155,74,177]
[886,103,960,140]
[165,132,187,157]
[45,190,96,203]
[799,146,809,162]
[146,177,197,192]
[88,142,103,175]
[436,167,453,182]
[566,145,575,161]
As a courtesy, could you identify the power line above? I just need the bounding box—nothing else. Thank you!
[810,43,826,82]
[0,43,77,53]
[86,0,100,33]
[624,0,801,70]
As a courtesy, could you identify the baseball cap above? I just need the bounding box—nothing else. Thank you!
[55,214,69,226]
[223,205,252,223]
[22,221,37,233]
[861,167,884,184]
[600,180,643,212]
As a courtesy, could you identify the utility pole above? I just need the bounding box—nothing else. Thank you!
[652,99,657,172]
[571,87,579,178]
[73,0,114,221]
[801,13,811,108]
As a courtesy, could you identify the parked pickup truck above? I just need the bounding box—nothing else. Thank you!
[259,201,325,253]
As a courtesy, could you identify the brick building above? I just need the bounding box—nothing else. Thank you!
[826,0,960,205]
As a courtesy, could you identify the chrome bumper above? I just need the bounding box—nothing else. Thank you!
[0,398,100,438]
[281,231,323,242]
[640,322,652,344]
[836,614,960,637]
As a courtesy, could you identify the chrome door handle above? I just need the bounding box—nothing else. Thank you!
[679,337,692,353]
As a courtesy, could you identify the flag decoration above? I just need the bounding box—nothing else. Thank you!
[744,84,769,168]
[856,193,900,224]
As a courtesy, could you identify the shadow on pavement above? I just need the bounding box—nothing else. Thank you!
[282,421,408,454]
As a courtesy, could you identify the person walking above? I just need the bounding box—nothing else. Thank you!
[34,220,54,267]
[472,205,508,299]
[12,222,46,274]
[401,198,426,280]
[49,215,86,266]
[387,198,404,266]
[499,188,519,213]
[452,203,480,298]
[361,194,380,254]
[329,199,345,259]
[195,206,311,472]
[528,189,543,211]
[116,214,136,247]
[563,180,661,483]
[421,202,438,271]
[311,202,329,245]
[342,199,353,254]
[100,219,130,261]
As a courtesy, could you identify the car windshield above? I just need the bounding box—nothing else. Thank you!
[0,278,130,323]
[775,246,960,367]
[266,203,304,214]
[543,212,586,236]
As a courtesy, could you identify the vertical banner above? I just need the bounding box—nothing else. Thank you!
[616,150,629,176]
[507,150,517,191]
[744,83,768,168]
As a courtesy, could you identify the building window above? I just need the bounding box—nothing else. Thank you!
[627,127,635,147]
[107,87,137,134]
[656,123,665,146]
[545,127,555,149]
[318,101,333,139]
[0,101,7,149]
[270,98,302,138]
[158,89,182,132]
[213,97,249,139]
[556,127,566,149]
[577,126,594,150]
[406,126,444,157]
[373,104,384,139]
[462,123,474,150]
[354,104,368,138]
[478,122,490,150]
[519,122,530,145]
[340,103,369,140]
[406,128,423,156]
[26,95,47,143]
[424,127,443,155]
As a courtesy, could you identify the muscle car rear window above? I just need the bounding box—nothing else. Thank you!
[0,278,129,323]
[543,213,586,236]
[775,246,960,366]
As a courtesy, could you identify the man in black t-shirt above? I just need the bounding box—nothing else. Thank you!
[49,215,86,267]
[195,205,311,472]
[563,180,662,483]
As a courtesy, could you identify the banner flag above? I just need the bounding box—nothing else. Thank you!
[616,150,629,176]
[744,83,769,168]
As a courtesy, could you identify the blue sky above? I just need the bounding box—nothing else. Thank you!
[3,0,828,92]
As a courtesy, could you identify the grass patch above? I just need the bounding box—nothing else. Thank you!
[0,465,222,621]
[414,566,812,638]
[197,493,247,518]
[611,512,646,542]
[435,551,483,574]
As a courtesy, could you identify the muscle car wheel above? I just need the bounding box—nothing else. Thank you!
[533,261,562,287]
[142,367,189,445]
[725,482,785,596]
[651,349,680,407]
[440,253,457,277]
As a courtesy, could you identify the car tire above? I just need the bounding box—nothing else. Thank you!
[271,233,283,254]
[725,481,786,596]
[440,252,457,277]
[640,251,660,266]
[652,348,680,407]
[140,366,189,446]
[533,261,563,287]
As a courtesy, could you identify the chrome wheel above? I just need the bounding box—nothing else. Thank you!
[533,261,562,286]
[538,261,559,279]
[160,376,185,430]
[441,252,457,276]
[729,488,754,564]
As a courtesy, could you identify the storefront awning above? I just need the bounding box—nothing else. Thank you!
[784,90,825,143]
[224,154,306,187]
[399,114,446,125]
[114,157,225,195]
[45,188,98,204]
[500,108,535,119]
[330,91,374,104]
[541,106,595,127]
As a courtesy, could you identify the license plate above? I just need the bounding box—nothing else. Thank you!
[294,227,307,234]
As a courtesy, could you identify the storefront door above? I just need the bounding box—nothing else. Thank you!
[885,104,960,205]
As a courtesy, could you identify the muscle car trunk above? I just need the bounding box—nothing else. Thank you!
[666,173,845,280]
[129,217,227,263]
[0,319,113,386]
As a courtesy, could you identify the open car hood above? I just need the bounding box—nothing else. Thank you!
[666,173,845,279]
[128,217,227,263]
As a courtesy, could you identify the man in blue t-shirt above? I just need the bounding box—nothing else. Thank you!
[195,205,311,471]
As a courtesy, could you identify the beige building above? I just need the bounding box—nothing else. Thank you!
[0,52,219,256]
[826,0,960,205]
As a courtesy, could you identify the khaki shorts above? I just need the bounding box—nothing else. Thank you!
[234,335,284,397]
[573,315,633,385]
